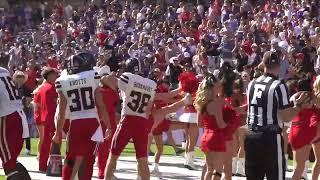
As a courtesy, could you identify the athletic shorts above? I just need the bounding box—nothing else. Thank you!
[67,118,99,157]
[152,119,171,136]
[111,116,149,159]
[0,111,24,169]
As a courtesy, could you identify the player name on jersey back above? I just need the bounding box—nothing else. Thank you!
[68,78,87,87]
[118,72,157,119]
[55,70,100,121]
[133,81,154,92]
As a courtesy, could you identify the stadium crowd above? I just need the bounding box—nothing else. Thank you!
[1,0,320,179]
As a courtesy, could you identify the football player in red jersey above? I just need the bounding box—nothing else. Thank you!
[0,53,31,179]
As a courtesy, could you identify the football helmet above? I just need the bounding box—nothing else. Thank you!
[66,52,96,74]
[124,57,142,75]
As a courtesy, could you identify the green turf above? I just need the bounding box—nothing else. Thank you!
[0,175,4,180]
[21,138,204,158]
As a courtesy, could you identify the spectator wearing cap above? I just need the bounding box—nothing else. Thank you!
[165,57,183,89]
[12,70,34,155]
[181,52,192,66]
[36,67,58,172]
[249,43,261,67]
[165,38,179,64]
[177,37,190,54]
[12,70,32,100]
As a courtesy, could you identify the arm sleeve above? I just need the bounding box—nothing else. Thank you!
[275,83,294,110]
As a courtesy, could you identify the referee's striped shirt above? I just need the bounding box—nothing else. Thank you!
[246,73,293,128]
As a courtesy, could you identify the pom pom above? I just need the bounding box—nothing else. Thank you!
[178,71,199,94]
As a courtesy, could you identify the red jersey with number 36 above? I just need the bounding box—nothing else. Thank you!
[55,70,100,121]
[118,72,157,119]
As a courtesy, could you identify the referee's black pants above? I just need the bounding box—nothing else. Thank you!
[245,130,286,180]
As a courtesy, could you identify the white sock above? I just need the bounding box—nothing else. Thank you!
[305,160,309,172]
[184,152,189,165]
[189,151,195,164]
[285,154,289,170]
[154,163,159,170]
[238,157,245,165]
[232,157,238,173]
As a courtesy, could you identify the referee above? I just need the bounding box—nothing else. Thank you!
[245,51,309,180]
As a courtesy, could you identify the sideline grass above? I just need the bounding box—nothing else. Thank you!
[20,138,313,169]
[21,138,204,158]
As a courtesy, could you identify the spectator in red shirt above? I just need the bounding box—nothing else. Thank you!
[155,47,167,70]
[190,24,201,44]
[179,5,191,23]
[33,85,44,160]
[24,61,39,91]
[47,54,59,69]
[96,29,108,47]
[37,67,58,172]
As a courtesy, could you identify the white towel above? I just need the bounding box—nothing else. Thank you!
[18,111,29,138]
[91,124,104,142]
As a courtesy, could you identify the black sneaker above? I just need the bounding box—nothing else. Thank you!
[184,164,197,170]
[175,148,185,156]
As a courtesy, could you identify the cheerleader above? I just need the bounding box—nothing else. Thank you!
[150,81,185,177]
[290,78,320,180]
[194,75,227,180]
[219,65,241,180]
[178,71,200,170]
[229,78,247,177]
